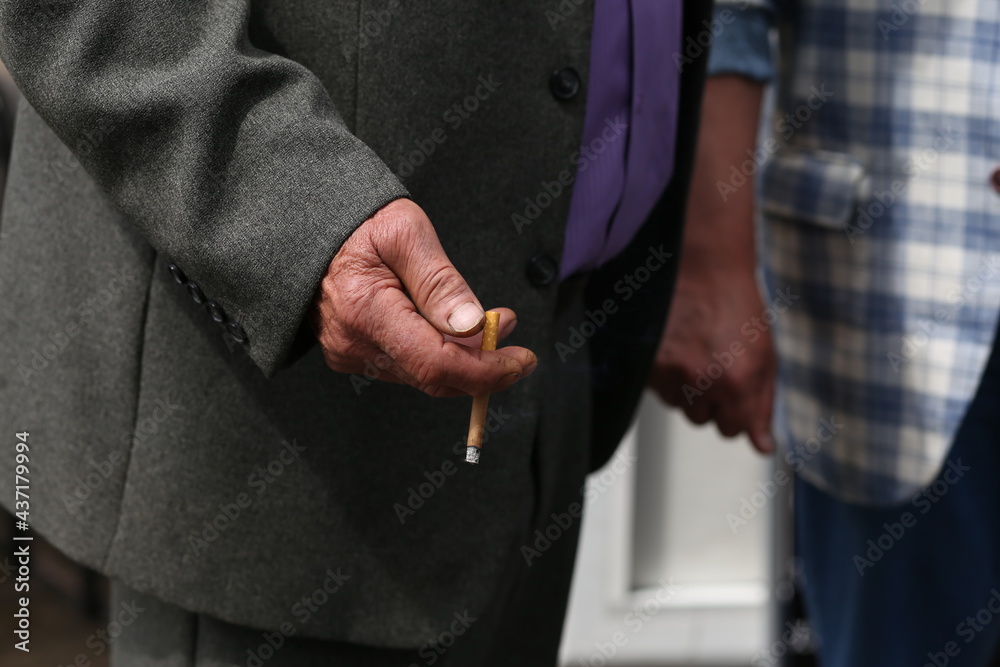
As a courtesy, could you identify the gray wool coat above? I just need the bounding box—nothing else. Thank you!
[0,0,710,649]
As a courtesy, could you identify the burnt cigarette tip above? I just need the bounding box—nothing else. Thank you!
[465,446,481,465]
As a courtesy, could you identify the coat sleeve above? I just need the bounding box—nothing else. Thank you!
[0,0,409,376]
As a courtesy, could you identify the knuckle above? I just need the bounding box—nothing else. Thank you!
[719,364,753,394]
[337,272,374,302]
[330,271,394,334]
[672,361,701,387]
[410,358,445,387]
[485,349,517,373]
[337,286,376,330]
[319,326,354,357]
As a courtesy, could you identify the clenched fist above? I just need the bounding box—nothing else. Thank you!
[648,75,776,453]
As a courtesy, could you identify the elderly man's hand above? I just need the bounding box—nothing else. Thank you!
[310,198,538,397]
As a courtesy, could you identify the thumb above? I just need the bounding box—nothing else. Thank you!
[375,202,485,336]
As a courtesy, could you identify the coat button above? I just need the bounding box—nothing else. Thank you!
[549,67,581,101]
[526,254,559,287]
[187,282,206,305]
[226,321,249,345]
[206,300,227,324]
[167,262,187,285]
[991,167,1000,194]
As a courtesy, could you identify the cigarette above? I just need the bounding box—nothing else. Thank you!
[465,310,501,464]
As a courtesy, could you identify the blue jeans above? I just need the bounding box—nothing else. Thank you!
[797,342,1000,666]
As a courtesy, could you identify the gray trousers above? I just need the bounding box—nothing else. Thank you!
[110,279,595,667]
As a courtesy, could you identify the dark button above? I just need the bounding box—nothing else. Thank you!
[991,167,1000,194]
[526,254,559,287]
[186,282,206,305]
[167,262,187,285]
[549,67,581,101]
[226,320,249,345]
[206,300,227,324]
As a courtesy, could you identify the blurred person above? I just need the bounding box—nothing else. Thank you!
[0,1,713,665]
[652,0,1000,664]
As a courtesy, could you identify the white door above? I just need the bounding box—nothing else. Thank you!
[559,392,791,666]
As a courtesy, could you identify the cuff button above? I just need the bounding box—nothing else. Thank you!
[226,321,249,345]
[187,282,206,305]
[167,262,187,285]
[206,300,227,324]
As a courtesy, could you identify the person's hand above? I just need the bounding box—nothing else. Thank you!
[647,75,775,453]
[310,198,537,397]
[650,265,776,453]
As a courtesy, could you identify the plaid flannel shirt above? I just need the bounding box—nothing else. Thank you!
[714,0,1000,505]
